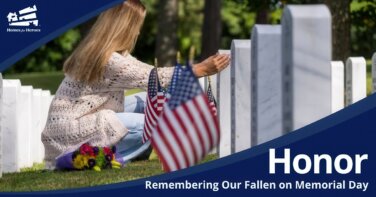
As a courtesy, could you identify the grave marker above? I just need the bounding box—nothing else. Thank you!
[217,50,231,158]
[40,90,51,162]
[32,89,42,163]
[372,53,376,93]
[1,80,22,172]
[251,25,283,146]
[231,40,252,153]
[331,61,345,113]
[345,57,367,106]
[282,5,332,132]
[20,86,33,168]
[0,74,2,177]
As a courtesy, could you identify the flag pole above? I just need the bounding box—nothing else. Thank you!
[154,57,164,170]
[154,57,160,86]
[154,58,158,68]
[177,52,181,65]
[189,46,195,66]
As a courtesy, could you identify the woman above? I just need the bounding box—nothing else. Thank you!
[42,0,230,169]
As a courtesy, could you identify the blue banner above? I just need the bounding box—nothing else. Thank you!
[0,0,123,71]
[0,0,375,196]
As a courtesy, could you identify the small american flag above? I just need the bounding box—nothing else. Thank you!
[142,68,166,143]
[206,80,217,116]
[166,63,184,100]
[151,64,220,172]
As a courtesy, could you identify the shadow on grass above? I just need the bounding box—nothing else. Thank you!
[0,154,218,192]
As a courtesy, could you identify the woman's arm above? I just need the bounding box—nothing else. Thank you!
[107,52,230,91]
[193,54,231,78]
[107,53,174,90]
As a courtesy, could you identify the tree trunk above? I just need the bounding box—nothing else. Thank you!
[255,3,269,24]
[155,0,178,67]
[324,0,351,62]
[79,17,97,38]
[201,0,222,60]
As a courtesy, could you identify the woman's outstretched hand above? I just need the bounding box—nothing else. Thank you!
[193,54,231,78]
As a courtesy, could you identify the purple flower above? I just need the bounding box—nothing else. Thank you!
[112,146,117,154]
[93,147,99,155]
[88,159,96,168]
[105,154,113,161]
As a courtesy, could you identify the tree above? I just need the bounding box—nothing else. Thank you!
[286,0,351,61]
[324,0,351,62]
[155,0,179,66]
[201,0,222,60]
[351,0,376,57]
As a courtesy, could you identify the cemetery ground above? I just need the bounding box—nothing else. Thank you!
[0,55,373,191]
[0,153,217,192]
[3,59,375,95]
[1,72,211,191]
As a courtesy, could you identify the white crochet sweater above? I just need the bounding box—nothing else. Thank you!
[42,52,174,168]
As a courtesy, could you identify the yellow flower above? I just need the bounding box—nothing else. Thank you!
[73,155,89,170]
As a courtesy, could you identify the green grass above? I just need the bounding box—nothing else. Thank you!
[367,60,373,95]
[3,72,144,95]
[0,154,218,192]
[4,72,65,94]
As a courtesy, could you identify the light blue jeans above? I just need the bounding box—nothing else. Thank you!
[115,92,151,162]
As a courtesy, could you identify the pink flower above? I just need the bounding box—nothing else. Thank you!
[80,143,94,156]
[103,147,112,155]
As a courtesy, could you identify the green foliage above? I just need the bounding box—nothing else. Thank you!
[221,0,255,48]
[5,29,80,74]
[351,0,376,57]
[133,0,158,64]
[178,0,205,56]
[0,155,218,192]
[4,0,375,74]
[3,72,64,94]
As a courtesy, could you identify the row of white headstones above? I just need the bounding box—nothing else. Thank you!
[0,4,374,177]
[200,5,376,158]
[0,75,53,176]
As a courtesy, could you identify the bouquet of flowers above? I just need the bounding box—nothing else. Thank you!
[56,143,125,171]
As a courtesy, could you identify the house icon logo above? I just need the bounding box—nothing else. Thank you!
[6,5,41,32]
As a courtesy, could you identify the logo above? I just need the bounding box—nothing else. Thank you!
[6,5,41,33]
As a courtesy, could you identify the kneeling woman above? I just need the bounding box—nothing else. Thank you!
[42,0,230,169]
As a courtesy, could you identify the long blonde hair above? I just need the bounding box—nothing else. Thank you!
[64,0,146,84]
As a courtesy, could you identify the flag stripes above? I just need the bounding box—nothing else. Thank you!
[152,94,219,172]
[142,68,165,143]
[206,80,217,116]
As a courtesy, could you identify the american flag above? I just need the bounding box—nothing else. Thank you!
[142,68,166,143]
[166,63,184,100]
[151,64,220,172]
[206,80,217,116]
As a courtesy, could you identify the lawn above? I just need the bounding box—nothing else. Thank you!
[0,154,218,192]
[3,72,65,94]
[3,71,143,95]
[0,61,373,191]
[4,60,374,96]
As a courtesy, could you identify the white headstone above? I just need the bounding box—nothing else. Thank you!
[372,53,376,93]
[282,5,332,132]
[231,40,252,153]
[345,57,367,106]
[20,86,33,168]
[205,75,218,155]
[251,25,283,146]
[0,74,2,177]
[40,90,51,162]
[206,75,217,99]
[1,80,22,172]
[199,78,205,91]
[32,89,42,164]
[217,50,231,158]
[331,61,345,113]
